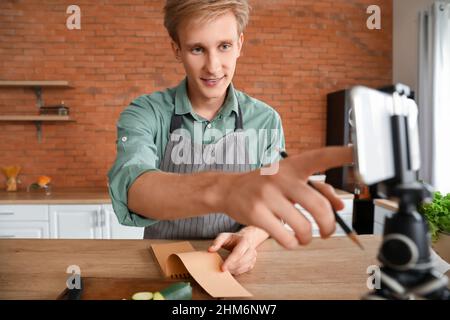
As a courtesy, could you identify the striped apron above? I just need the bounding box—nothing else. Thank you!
[143,106,253,239]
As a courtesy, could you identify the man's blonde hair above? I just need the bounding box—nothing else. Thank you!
[164,0,251,44]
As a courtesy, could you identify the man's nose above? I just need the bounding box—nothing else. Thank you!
[205,52,221,74]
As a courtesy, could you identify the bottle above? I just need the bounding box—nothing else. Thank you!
[59,101,69,116]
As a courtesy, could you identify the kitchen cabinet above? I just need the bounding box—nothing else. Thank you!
[0,221,49,239]
[0,205,49,239]
[0,204,143,239]
[49,204,143,239]
[49,204,104,239]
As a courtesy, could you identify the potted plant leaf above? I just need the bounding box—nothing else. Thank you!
[419,192,450,262]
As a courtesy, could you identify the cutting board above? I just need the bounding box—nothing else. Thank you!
[57,277,214,300]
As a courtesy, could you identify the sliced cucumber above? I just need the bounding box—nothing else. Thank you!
[131,292,153,300]
[152,292,165,300]
[160,282,192,300]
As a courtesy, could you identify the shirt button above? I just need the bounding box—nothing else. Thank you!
[121,136,127,142]
[206,123,212,129]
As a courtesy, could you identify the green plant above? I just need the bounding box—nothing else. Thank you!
[419,192,450,242]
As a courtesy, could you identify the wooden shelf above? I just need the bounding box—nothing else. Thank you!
[0,80,73,142]
[0,115,72,121]
[0,115,75,142]
[0,80,72,111]
[0,80,71,87]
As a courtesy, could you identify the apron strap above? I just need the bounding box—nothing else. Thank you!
[235,105,243,131]
[169,105,243,133]
[169,114,183,133]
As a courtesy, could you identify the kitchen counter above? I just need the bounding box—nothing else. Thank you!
[0,188,353,204]
[335,189,354,199]
[0,188,111,204]
[0,235,379,300]
[374,199,398,211]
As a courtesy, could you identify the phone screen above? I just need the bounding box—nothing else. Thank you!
[349,86,396,185]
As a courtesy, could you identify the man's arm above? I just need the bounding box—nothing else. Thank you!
[128,146,353,249]
[127,170,235,221]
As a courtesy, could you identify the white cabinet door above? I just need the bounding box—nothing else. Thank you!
[0,221,49,239]
[0,205,49,239]
[0,205,48,221]
[49,205,103,239]
[102,204,143,239]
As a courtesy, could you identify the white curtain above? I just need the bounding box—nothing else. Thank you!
[418,0,450,193]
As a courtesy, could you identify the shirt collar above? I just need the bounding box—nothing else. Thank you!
[174,77,239,119]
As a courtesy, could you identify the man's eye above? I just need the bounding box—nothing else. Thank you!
[221,44,232,50]
[191,47,203,54]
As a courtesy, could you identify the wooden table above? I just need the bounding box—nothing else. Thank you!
[0,236,381,300]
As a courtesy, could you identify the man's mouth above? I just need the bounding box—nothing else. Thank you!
[200,76,225,87]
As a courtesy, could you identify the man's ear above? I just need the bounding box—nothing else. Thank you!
[237,32,244,58]
[171,40,181,61]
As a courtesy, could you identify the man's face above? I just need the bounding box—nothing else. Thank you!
[172,11,244,103]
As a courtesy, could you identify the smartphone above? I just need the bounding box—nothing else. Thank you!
[348,86,420,185]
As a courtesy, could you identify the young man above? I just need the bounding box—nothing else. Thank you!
[108,0,352,275]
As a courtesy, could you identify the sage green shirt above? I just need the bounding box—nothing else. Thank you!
[107,78,285,227]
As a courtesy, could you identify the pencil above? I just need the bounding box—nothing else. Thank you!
[279,150,364,250]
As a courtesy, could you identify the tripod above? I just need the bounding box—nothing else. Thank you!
[363,87,450,300]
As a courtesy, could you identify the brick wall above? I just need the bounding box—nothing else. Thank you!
[0,0,392,188]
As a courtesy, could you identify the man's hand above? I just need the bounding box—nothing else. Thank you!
[219,146,353,250]
[208,226,269,275]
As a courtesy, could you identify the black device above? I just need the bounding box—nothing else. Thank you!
[57,277,83,300]
[39,101,69,116]
[325,89,354,193]
[352,199,374,234]
[348,84,449,300]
